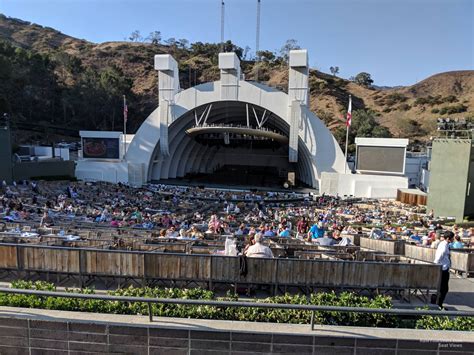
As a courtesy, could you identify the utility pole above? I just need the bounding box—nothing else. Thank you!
[255,0,261,82]
[220,1,225,53]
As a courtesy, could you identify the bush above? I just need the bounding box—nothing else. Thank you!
[309,77,327,92]
[443,95,458,103]
[2,281,472,330]
[0,281,398,327]
[416,315,474,331]
[399,103,411,111]
[431,108,440,114]
[384,93,408,106]
[439,104,468,115]
[397,118,426,138]
[414,95,459,107]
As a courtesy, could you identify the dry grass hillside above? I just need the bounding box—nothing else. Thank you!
[1,14,473,142]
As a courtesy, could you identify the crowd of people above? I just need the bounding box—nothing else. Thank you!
[1,179,473,308]
[1,180,473,248]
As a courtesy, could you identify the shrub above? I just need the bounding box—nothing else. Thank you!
[0,281,397,327]
[399,103,411,111]
[438,104,467,115]
[416,315,474,331]
[442,95,458,103]
[384,93,408,106]
[431,108,440,114]
[414,95,459,107]
[2,281,472,330]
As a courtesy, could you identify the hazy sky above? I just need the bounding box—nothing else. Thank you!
[1,0,472,86]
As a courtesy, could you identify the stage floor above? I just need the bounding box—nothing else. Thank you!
[151,178,318,194]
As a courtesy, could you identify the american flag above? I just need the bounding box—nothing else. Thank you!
[346,95,352,127]
[123,96,128,123]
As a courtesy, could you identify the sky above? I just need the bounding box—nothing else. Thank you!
[0,0,472,86]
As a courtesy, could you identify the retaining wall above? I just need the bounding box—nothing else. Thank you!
[0,307,472,355]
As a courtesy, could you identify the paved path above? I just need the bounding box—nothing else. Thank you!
[444,276,474,311]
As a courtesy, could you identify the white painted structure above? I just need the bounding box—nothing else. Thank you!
[405,153,429,188]
[320,172,408,198]
[320,138,410,198]
[108,49,347,188]
[354,137,409,175]
[74,51,419,198]
[76,131,140,184]
[19,146,70,161]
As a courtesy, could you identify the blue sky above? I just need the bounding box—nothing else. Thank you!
[0,0,472,86]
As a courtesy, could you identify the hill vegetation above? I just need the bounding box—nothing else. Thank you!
[0,14,473,150]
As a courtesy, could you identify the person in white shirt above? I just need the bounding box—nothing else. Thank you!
[245,233,273,258]
[166,226,179,238]
[431,234,441,249]
[433,231,454,308]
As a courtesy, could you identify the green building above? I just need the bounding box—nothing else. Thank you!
[427,138,474,222]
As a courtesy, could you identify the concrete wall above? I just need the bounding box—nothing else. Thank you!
[427,139,473,221]
[12,160,75,181]
[75,160,129,183]
[320,172,408,198]
[0,308,472,355]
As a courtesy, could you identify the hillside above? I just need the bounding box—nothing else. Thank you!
[0,14,473,146]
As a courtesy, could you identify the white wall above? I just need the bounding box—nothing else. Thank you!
[421,168,430,192]
[320,172,408,198]
[33,147,70,161]
[405,156,428,187]
[75,160,129,183]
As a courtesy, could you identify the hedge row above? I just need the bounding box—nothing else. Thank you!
[0,281,472,331]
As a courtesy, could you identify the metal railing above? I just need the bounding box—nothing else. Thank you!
[0,287,473,330]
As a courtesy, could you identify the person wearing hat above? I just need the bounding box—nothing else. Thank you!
[433,231,455,309]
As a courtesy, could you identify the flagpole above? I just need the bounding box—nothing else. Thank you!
[344,123,349,174]
[123,95,127,161]
[344,94,351,174]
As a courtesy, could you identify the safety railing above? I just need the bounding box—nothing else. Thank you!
[0,287,473,330]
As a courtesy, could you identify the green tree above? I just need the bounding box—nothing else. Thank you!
[330,66,339,76]
[147,31,162,45]
[279,39,300,62]
[333,109,392,153]
[128,30,143,42]
[178,38,189,49]
[257,50,276,63]
[354,72,374,87]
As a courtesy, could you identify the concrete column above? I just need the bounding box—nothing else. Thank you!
[154,54,180,103]
[288,49,309,105]
[288,100,301,163]
[287,49,309,163]
[219,52,240,100]
[154,54,180,157]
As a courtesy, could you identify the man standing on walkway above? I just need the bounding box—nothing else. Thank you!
[433,231,455,309]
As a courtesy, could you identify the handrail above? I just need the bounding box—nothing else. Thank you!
[0,287,472,329]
